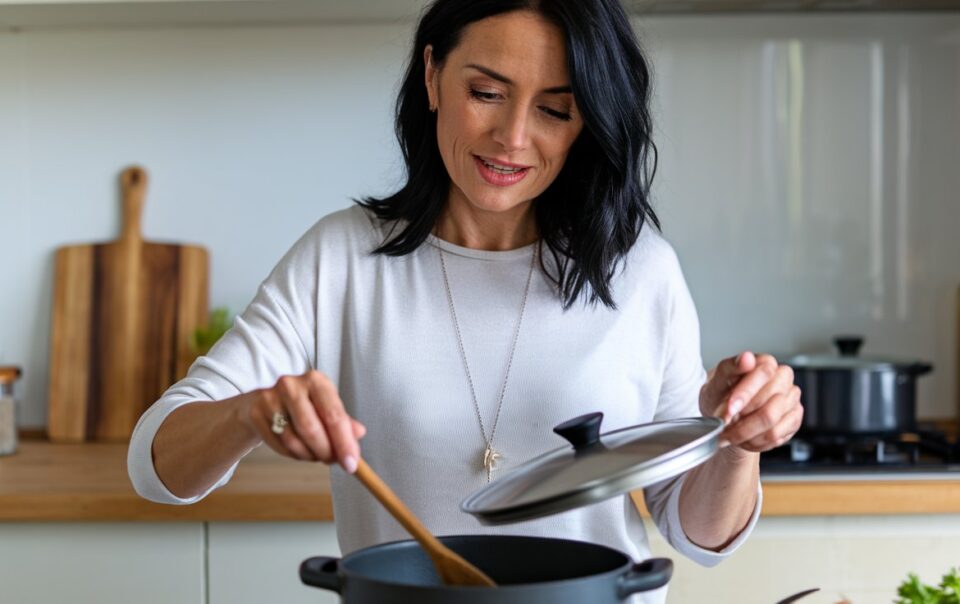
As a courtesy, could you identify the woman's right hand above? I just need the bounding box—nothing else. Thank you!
[239,370,366,473]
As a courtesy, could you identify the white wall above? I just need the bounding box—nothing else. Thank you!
[1,13,958,427]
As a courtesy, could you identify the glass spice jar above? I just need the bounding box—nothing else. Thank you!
[0,366,22,456]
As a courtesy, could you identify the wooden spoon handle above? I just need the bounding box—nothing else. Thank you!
[354,458,445,551]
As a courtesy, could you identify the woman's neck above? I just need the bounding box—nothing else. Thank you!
[434,197,538,251]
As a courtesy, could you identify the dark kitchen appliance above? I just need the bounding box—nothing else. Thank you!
[784,336,933,434]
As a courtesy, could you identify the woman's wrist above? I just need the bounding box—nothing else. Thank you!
[718,444,760,467]
[229,393,263,448]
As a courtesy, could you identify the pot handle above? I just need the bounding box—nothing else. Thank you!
[617,558,673,597]
[299,556,343,593]
[908,362,933,376]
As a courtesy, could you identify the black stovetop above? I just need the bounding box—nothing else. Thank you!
[759,425,960,477]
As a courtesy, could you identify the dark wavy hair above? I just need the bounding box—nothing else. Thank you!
[356,0,659,309]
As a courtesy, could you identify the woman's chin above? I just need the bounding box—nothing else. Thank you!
[459,189,534,215]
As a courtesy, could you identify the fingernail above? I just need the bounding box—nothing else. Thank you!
[718,439,731,448]
[343,455,358,474]
[735,353,743,365]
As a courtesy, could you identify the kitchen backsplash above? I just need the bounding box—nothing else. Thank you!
[0,13,957,426]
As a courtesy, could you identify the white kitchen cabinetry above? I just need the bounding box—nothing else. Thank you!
[647,515,960,603]
[207,522,341,604]
[0,522,342,604]
[0,523,204,604]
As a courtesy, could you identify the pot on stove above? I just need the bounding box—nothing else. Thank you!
[784,336,933,435]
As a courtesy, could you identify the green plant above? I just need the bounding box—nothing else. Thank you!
[897,568,960,604]
[190,307,234,356]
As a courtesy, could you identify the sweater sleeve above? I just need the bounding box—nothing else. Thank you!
[127,224,322,505]
[639,247,761,567]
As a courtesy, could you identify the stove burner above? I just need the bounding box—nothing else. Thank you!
[761,426,958,474]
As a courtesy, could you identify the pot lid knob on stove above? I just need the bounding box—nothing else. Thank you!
[834,336,864,357]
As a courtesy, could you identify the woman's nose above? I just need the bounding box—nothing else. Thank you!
[491,105,528,153]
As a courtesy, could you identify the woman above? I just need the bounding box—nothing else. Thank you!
[128,0,802,598]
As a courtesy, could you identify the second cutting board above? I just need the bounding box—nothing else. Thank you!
[48,166,209,442]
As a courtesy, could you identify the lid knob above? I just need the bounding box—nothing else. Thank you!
[553,412,603,451]
[833,336,864,357]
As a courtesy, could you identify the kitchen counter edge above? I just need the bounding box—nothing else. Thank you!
[1,440,959,522]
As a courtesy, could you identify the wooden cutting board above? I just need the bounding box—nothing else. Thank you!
[48,166,209,442]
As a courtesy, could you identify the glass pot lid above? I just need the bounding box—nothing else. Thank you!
[461,412,723,525]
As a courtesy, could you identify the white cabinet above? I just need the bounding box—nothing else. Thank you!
[207,522,341,604]
[0,523,204,604]
[645,515,960,603]
[0,521,342,604]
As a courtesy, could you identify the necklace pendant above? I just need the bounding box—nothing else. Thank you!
[483,446,502,482]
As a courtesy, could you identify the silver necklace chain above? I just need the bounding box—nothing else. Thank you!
[438,242,538,482]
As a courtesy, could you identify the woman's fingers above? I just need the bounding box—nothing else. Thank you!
[717,354,781,420]
[722,386,803,450]
[250,392,315,461]
[732,364,795,421]
[740,404,804,452]
[277,375,335,462]
[307,371,361,473]
[247,371,363,469]
[702,351,755,417]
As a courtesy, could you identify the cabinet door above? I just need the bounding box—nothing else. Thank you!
[208,522,340,604]
[646,516,960,603]
[0,522,204,604]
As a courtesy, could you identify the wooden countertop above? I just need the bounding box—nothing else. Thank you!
[1,440,959,522]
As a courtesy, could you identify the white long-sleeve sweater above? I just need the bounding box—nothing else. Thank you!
[127,205,760,603]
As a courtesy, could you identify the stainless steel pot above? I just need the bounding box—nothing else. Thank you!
[784,336,933,434]
[300,535,672,603]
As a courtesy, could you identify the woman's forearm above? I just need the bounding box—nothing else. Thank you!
[151,393,262,499]
[677,446,760,550]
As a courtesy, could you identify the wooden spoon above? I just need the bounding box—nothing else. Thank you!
[354,458,496,587]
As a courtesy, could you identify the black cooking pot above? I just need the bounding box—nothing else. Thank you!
[785,336,933,434]
[300,535,672,603]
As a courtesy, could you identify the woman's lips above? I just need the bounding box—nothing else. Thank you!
[473,155,531,186]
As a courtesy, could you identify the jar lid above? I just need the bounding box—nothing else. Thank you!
[0,366,22,384]
[460,412,723,525]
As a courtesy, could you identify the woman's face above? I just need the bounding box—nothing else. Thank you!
[425,11,584,223]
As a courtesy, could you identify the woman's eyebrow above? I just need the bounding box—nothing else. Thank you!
[464,63,572,94]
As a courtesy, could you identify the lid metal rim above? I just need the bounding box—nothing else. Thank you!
[466,439,718,525]
[784,356,924,371]
[461,417,722,524]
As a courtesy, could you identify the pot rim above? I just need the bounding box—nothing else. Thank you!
[322,534,644,592]
[784,354,929,372]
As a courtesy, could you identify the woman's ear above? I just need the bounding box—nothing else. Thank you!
[424,45,439,112]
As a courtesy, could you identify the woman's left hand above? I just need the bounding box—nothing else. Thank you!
[699,351,804,453]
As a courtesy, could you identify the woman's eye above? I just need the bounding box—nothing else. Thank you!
[469,89,501,101]
[540,106,573,122]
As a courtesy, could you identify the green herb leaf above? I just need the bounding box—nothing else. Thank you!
[190,306,234,356]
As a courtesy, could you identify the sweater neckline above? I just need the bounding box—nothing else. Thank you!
[425,234,538,261]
